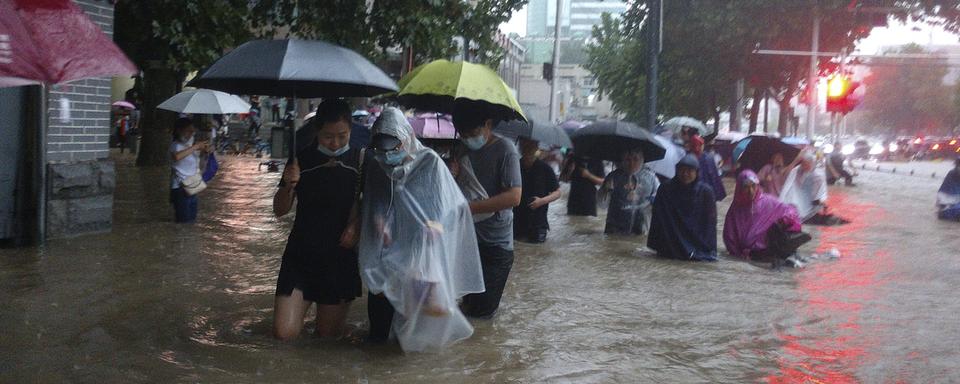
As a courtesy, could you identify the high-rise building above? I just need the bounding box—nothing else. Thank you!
[525,0,628,38]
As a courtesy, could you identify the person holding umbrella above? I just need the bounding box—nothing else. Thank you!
[452,106,522,319]
[686,135,727,201]
[647,154,718,261]
[169,118,211,223]
[271,99,365,340]
[560,154,605,216]
[513,137,561,243]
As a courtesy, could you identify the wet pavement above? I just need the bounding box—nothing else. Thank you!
[2,154,959,383]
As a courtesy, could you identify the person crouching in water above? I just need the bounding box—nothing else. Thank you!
[647,154,718,261]
[599,149,659,236]
[358,108,484,352]
[513,137,561,243]
[723,170,811,265]
[272,99,364,340]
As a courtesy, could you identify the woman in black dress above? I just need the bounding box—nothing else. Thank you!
[272,99,365,340]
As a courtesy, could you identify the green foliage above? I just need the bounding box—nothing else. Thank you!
[861,44,954,135]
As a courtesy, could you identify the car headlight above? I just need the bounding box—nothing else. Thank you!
[888,143,899,152]
[823,144,834,154]
[869,144,884,155]
[841,144,855,155]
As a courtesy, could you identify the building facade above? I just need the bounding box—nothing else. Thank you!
[517,63,618,124]
[526,0,628,38]
[496,32,527,92]
[0,0,117,244]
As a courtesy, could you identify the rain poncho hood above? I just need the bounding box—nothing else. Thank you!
[358,107,484,352]
[723,170,801,259]
[937,164,960,206]
[647,155,718,261]
[779,155,828,220]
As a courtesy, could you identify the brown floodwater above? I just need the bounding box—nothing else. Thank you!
[1,155,958,383]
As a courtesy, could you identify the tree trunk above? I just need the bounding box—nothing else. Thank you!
[777,98,791,137]
[136,64,181,167]
[748,87,762,133]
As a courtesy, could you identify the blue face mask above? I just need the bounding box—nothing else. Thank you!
[380,149,407,166]
[317,143,350,157]
[462,134,487,151]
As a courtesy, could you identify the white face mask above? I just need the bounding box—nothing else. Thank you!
[317,143,350,157]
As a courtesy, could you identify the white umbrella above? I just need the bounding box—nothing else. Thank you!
[662,116,712,137]
[157,88,251,114]
[646,134,686,179]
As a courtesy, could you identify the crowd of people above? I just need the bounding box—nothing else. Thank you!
[168,97,879,352]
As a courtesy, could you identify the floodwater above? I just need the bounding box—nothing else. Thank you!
[2,155,958,383]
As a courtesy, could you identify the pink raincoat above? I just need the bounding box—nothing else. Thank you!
[723,170,801,259]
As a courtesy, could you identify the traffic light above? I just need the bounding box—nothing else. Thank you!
[826,75,862,114]
[543,62,553,82]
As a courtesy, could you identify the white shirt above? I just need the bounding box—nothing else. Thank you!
[170,138,199,189]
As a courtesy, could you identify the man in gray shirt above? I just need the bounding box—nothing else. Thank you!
[453,107,522,318]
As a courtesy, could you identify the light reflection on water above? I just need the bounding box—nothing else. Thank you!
[1,156,959,383]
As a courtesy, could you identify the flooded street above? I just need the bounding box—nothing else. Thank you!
[2,155,959,383]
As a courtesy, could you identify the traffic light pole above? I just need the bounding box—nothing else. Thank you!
[548,0,562,123]
[805,7,821,140]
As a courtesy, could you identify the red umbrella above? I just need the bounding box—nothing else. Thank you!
[0,0,137,86]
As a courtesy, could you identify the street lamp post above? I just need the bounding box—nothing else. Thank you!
[646,0,662,130]
[549,0,562,123]
[806,7,821,140]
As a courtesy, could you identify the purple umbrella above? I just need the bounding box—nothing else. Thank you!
[408,112,457,139]
[111,100,136,109]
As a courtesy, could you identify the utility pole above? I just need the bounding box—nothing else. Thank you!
[805,6,821,140]
[549,0,562,123]
[646,0,662,130]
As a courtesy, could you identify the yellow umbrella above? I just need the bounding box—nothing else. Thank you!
[397,60,525,122]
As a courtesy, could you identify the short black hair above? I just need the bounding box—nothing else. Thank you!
[173,117,194,132]
[452,109,488,134]
[315,98,351,125]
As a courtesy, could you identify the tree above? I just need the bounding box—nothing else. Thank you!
[115,0,525,167]
[586,1,881,132]
[115,0,252,166]
[860,44,953,136]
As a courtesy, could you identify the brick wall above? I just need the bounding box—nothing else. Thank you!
[45,0,118,238]
[46,0,116,163]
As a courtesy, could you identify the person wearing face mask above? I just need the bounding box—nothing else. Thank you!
[513,137,561,244]
[451,106,522,319]
[271,99,366,341]
[647,154,718,261]
[357,107,484,351]
[599,150,659,236]
[169,118,210,223]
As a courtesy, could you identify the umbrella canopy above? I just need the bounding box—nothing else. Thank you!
[396,60,525,122]
[0,0,137,86]
[495,120,572,148]
[409,113,457,140]
[157,89,251,114]
[663,116,712,137]
[570,121,666,162]
[646,134,686,179]
[559,120,587,135]
[111,100,136,110]
[736,136,801,173]
[781,136,811,147]
[188,39,397,98]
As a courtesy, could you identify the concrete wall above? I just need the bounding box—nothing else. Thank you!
[45,0,117,239]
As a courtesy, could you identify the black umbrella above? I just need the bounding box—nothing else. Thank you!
[188,39,398,98]
[736,136,801,173]
[494,120,572,148]
[188,39,397,157]
[570,121,666,162]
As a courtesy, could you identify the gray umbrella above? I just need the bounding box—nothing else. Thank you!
[494,120,572,148]
[570,120,666,162]
[188,39,398,98]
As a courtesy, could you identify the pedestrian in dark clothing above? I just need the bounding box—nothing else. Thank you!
[687,134,727,201]
[561,153,605,216]
[248,96,262,139]
[453,106,522,319]
[826,142,856,186]
[514,138,561,243]
[647,154,718,261]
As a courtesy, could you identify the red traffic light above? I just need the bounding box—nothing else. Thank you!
[826,75,861,114]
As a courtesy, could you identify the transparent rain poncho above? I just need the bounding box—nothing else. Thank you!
[358,108,485,352]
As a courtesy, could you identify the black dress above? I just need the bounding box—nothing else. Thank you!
[567,157,605,216]
[276,142,364,304]
[514,159,560,239]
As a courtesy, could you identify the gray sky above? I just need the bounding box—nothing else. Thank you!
[500,6,960,54]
